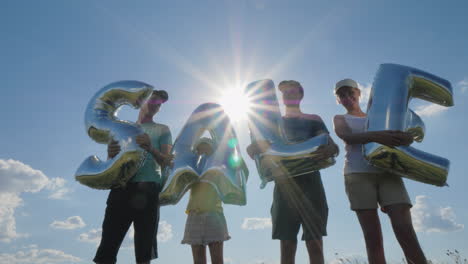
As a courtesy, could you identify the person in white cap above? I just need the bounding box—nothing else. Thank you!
[332,79,427,264]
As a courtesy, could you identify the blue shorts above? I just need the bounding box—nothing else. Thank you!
[271,173,328,241]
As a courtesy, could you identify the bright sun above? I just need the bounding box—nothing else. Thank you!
[219,87,251,122]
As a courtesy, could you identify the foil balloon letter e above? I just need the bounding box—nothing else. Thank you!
[364,63,454,186]
[159,103,248,206]
[75,81,153,189]
[245,80,338,188]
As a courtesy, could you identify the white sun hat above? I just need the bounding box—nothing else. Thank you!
[334,78,359,94]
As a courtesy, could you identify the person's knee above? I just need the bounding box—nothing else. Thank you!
[281,240,297,249]
[306,240,323,253]
[387,205,416,235]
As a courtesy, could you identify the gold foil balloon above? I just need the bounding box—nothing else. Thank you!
[364,63,454,186]
[159,103,248,205]
[75,81,153,189]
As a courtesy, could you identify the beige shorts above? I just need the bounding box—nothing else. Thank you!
[344,172,412,211]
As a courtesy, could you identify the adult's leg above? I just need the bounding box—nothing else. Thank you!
[356,209,386,264]
[272,180,301,264]
[305,239,324,264]
[385,204,426,264]
[281,240,298,264]
[208,241,224,264]
[94,189,133,264]
[191,245,207,264]
[133,183,159,264]
[299,175,327,264]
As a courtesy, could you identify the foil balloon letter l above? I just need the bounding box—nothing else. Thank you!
[75,81,153,189]
[364,63,454,186]
[245,79,338,188]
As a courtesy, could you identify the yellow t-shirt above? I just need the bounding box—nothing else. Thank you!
[186,182,223,214]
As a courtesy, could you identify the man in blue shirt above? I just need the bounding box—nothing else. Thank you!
[94,90,173,264]
[247,80,337,264]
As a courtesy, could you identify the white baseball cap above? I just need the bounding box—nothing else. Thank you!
[334,78,358,94]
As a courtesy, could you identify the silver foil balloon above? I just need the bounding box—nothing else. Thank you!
[245,79,338,188]
[364,63,454,186]
[75,80,153,189]
[159,103,249,206]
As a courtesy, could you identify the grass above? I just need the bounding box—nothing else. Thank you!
[331,250,467,264]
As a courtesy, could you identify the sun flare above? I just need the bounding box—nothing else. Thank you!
[219,87,251,122]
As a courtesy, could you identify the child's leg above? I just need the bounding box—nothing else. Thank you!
[191,245,207,264]
[385,204,426,264]
[356,209,386,264]
[208,241,224,264]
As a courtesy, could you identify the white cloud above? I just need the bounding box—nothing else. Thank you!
[412,195,464,233]
[0,245,81,263]
[50,216,85,230]
[357,82,372,107]
[46,177,71,200]
[0,159,49,193]
[458,78,468,93]
[78,228,102,245]
[0,193,28,242]
[157,221,173,242]
[414,104,449,117]
[0,159,72,243]
[241,217,272,230]
[78,220,173,247]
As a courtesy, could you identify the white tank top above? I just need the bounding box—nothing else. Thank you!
[343,114,382,175]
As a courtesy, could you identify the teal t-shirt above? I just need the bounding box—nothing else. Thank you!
[130,122,172,184]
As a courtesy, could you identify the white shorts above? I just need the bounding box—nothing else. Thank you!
[181,212,230,245]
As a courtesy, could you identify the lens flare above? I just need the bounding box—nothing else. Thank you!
[219,87,251,122]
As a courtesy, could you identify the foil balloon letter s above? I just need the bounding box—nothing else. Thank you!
[245,80,338,188]
[159,103,248,205]
[364,63,454,186]
[75,81,153,189]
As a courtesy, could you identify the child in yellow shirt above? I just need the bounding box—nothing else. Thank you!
[181,137,230,264]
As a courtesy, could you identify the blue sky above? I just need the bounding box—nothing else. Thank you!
[1,0,468,263]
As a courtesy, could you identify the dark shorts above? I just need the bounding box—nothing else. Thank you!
[271,173,328,241]
[94,182,160,264]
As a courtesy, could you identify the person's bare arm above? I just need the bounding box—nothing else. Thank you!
[333,115,413,147]
[157,144,173,168]
[136,134,174,167]
[309,116,339,159]
[246,140,271,160]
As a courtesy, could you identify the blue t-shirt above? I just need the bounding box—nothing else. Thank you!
[282,117,329,142]
[130,122,172,184]
[281,116,329,177]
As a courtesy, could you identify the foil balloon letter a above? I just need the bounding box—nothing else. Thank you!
[159,103,248,205]
[364,63,454,186]
[75,81,153,189]
[245,80,338,188]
